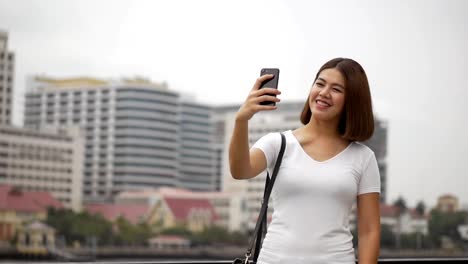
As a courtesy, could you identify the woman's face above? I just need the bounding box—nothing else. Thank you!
[309,68,346,122]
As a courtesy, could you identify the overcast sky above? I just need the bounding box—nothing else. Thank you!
[1,0,467,209]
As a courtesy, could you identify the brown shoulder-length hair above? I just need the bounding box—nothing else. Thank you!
[300,58,374,142]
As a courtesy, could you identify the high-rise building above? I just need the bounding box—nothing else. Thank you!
[0,30,84,211]
[211,105,240,192]
[0,125,84,211]
[179,94,216,191]
[0,30,14,125]
[24,77,216,202]
[362,118,388,203]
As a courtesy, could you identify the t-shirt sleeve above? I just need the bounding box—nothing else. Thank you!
[250,132,280,176]
[358,151,381,195]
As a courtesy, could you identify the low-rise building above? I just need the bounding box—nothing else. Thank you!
[117,187,247,232]
[148,196,217,233]
[0,184,62,241]
[0,125,84,211]
[84,203,150,224]
[16,221,56,255]
[436,194,460,213]
[380,204,429,235]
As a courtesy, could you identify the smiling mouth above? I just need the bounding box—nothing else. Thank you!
[315,99,331,107]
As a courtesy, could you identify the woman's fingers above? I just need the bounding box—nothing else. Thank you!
[252,74,275,91]
[253,104,277,111]
[253,95,281,104]
[250,87,281,99]
[236,76,281,121]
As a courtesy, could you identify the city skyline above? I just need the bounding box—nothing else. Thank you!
[1,0,468,209]
[23,76,217,203]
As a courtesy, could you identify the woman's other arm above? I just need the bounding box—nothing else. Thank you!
[357,192,381,264]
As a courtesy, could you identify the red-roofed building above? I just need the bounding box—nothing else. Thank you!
[380,203,400,218]
[380,204,429,235]
[147,196,218,232]
[84,203,150,224]
[0,184,63,241]
[117,187,248,233]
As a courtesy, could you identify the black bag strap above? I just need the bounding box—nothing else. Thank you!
[245,132,286,262]
[253,174,270,262]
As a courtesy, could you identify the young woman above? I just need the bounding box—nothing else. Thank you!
[229,58,381,264]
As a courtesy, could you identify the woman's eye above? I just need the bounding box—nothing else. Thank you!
[316,83,324,87]
[333,88,341,92]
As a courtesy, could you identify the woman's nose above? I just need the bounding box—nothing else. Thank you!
[319,87,331,97]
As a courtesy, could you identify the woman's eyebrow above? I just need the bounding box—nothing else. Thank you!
[317,77,345,89]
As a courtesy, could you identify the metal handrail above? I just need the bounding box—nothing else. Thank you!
[90,258,468,264]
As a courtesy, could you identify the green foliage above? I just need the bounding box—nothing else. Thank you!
[428,209,466,248]
[352,224,395,249]
[400,232,435,249]
[46,208,114,246]
[9,232,18,246]
[192,225,230,245]
[46,208,153,246]
[393,196,407,214]
[228,230,249,246]
[114,217,152,246]
[415,201,426,216]
[400,233,417,248]
[380,224,395,248]
[160,225,192,237]
[158,225,248,246]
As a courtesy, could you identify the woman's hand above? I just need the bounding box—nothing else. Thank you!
[235,74,281,122]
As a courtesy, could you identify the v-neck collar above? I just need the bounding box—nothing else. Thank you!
[288,130,353,164]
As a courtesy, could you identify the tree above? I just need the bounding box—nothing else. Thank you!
[195,226,230,245]
[159,225,192,237]
[393,196,407,213]
[158,225,250,246]
[229,230,249,246]
[428,209,466,249]
[380,224,395,248]
[46,208,114,246]
[114,217,152,246]
[393,196,408,249]
[415,201,426,216]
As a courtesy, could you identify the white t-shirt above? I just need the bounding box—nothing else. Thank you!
[251,130,381,264]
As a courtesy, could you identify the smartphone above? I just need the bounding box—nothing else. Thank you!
[259,68,280,106]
